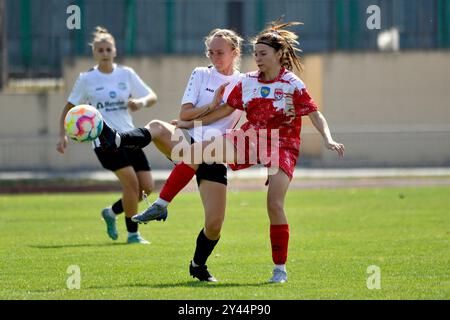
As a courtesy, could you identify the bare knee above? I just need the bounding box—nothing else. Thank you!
[204,218,223,240]
[145,179,155,194]
[146,120,168,140]
[122,180,140,200]
[267,198,284,218]
[139,180,154,200]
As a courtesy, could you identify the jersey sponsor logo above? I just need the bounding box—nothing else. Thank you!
[260,86,270,98]
[206,88,214,93]
[97,100,126,110]
[106,100,125,106]
[95,87,104,91]
[274,88,284,101]
[118,82,127,90]
[109,91,117,99]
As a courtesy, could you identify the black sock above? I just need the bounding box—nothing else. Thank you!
[111,199,124,215]
[125,217,138,233]
[193,229,219,266]
[119,128,152,149]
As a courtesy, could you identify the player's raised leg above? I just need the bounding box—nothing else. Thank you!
[98,120,152,151]
[98,119,185,153]
[132,135,236,224]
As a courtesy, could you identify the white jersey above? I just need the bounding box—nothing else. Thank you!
[181,66,243,142]
[68,64,154,133]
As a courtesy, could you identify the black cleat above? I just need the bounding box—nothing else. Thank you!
[98,121,119,151]
[189,261,217,282]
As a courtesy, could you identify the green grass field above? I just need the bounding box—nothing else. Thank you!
[0,186,449,300]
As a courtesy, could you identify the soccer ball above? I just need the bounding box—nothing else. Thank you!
[64,105,103,142]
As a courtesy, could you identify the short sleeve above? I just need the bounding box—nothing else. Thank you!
[67,74,88,105]
[226,82,244,110]
[294,88,319,116]
[128,68,153,98]
[181,68,203,105]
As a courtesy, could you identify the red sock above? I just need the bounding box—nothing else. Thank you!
[270,224,289,265]
[159,162,196,202]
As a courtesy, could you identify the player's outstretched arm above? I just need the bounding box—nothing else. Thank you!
[175,82,232,128]
[174,104,235,129]
[308,111,345,157]
[179,82,229,121]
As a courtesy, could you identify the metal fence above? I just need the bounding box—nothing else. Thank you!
[5,0,450,77]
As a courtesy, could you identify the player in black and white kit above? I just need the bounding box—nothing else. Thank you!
[176,29,243,281]
[97,29,244,281]
[56,27,157,244]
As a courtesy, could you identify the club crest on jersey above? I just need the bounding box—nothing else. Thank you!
[109,91,117,99]
[274,88,284,101]
[118,82,127,90]
[260,87,270,98]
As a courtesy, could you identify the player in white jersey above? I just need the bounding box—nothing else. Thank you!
[97,29,244,282]
[177,29,243,282]
[56,27,157,244]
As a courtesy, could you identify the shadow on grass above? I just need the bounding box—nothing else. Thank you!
[85,280,272,290]
[17,281,273,296]
[29,242,129,249]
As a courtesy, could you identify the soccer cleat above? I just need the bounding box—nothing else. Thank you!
[98,121,118,151]
[101,208,118,240]
[268,268,288,283]
[127,233,150,244]
[189,261,217,282]
[131,203,168,224]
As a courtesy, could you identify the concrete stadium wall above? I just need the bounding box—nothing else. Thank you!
[0,51,449,171]
[320,51,450,167]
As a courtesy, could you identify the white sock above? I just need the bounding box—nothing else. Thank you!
[274,264,286,272]
[154,197,169,207]
[128,231,138,237]
[191,260,199,267]
[115,134,121,147]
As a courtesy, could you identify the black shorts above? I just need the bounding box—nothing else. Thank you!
[189,137,227,186]
[94,147,151,172]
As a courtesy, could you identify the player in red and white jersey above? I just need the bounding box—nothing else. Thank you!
[101,21,344,283]
[56,27,157,244]
[224,66,319,179]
